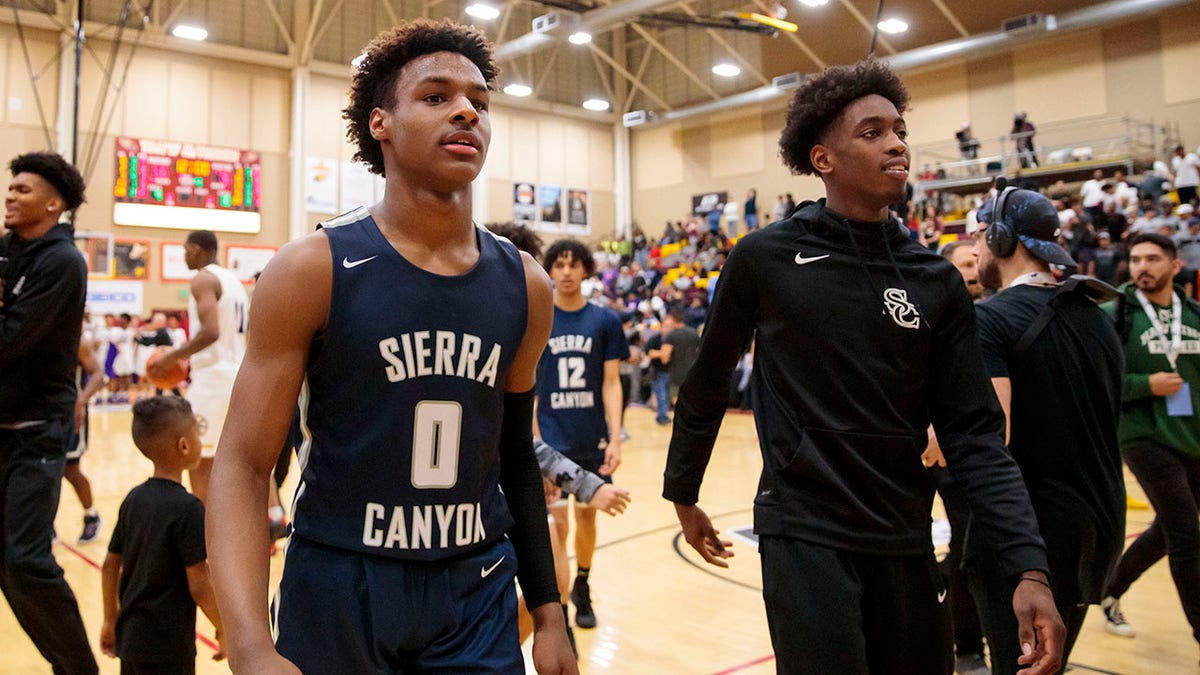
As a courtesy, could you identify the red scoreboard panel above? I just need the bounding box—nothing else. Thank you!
[113,137,263,234]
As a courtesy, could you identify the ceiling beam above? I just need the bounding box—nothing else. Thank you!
[163,0,192,28]
[835,0,895,55]
[628,23,718,100]
[622,39,656,114]
[750,0,825,70]
[377,0,400,27]
[674,2,769,86]
[929,0,969,38]
[259,0,296,52]
[495,0,682,62]
[587,41,671,110]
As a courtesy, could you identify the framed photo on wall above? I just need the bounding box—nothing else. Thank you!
[225,244,277,283]
[113,239,151,280]
[73,231,114,280]
[160,242,195,282]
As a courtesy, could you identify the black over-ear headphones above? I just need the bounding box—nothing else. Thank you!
[986,176,1020,258]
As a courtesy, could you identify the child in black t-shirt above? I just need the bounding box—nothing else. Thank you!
[100,396,225,674]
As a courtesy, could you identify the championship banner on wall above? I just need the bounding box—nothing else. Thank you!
[113,137,262,233]
[692,191,727,216]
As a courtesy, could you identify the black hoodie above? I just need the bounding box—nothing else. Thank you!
[664,200,1048,579]
[0,223,87,424]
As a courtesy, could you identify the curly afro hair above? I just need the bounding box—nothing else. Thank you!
[778,60,909,176]
[10,152,86,211]
[344,19,499,176]
[486,221,544,261]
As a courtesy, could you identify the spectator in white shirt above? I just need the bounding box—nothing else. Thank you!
[1171,144,1200,206]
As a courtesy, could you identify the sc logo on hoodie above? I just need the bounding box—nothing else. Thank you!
[883,288,920,330]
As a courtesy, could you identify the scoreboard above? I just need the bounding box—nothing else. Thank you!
[113,137,263,234]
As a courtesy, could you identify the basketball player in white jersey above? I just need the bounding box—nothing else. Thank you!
[149,229,247,504]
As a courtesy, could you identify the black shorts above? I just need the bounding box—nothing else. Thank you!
[759,536,953,675]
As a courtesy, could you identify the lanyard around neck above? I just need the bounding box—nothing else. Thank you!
[1135,289,1183,371]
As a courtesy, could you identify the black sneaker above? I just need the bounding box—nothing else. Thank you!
[571,576,596,628]
[78,514,102,544]
[1102,596,1136,638]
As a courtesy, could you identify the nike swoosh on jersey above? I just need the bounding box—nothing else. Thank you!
[481,556,506,578]
[794,252,831,265]
[343,255,378,269]
[937,589,947,604]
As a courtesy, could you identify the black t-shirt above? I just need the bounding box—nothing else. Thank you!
[664,325,701,386]
[975,285,1125,602]
[134,327,173,348]
[108,478,207,664]
[645,332,665,371]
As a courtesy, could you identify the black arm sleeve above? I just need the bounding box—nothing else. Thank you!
[498,388,559,609]
[663,241,758,504]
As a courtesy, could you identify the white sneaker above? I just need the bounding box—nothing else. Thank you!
[1102,596,1136,638]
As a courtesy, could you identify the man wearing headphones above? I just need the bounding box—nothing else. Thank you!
[970,181,1126,674]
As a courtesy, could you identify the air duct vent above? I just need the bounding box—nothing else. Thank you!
[771,72,802,90]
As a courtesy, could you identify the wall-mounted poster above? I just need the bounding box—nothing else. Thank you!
[566,189,590,234]
[113,136,262,234]
[226,245,278,283]
[513,182,537,223]
[305,157,338,213]
[691,191,727,216]
[113,240,150,280]
[160,242,195,282]
[539,185,562,223]
[74,232,113,279]
[340,160,375,212]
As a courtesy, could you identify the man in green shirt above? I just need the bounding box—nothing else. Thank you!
[1101,233,1200,658]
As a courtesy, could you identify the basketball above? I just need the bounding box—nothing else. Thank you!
[145,346,188,389]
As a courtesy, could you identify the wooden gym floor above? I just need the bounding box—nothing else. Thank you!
[1,403,1194,674]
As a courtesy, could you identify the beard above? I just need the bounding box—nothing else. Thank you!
[1135,272,1171,295]
[979,257,1003,292]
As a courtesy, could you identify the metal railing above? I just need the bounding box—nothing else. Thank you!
[911,115,1163,184]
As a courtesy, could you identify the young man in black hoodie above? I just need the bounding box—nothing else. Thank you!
[0,152,97,674]
[662,60,1065,675]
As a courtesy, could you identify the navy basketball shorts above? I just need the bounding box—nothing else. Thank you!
[273,536,521,674]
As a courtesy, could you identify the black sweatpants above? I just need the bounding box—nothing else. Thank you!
[759,536,953,675]
[0,419,98,675]
[967,553,1087,675]
[931,466,986,657]
[1107,441,1200,643]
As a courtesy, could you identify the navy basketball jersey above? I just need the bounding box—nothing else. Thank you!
[293,207,528,561]
[535,303,629,461]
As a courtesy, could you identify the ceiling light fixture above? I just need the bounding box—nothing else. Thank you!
[503,83,533,97]
[465,3,501,20]
[582,98,609,112]
[877,18,909,34]
[798,0,828,7]
[712,63,741,78]
[171,24,208,41]
[568,31,593,45]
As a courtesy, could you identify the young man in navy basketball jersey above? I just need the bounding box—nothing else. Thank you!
[206,20,576,675]
[535,239,629,629]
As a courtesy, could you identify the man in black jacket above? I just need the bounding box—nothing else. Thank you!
[970,186,1125,675]
[0,152,97,674]
[662,60,1064,675]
